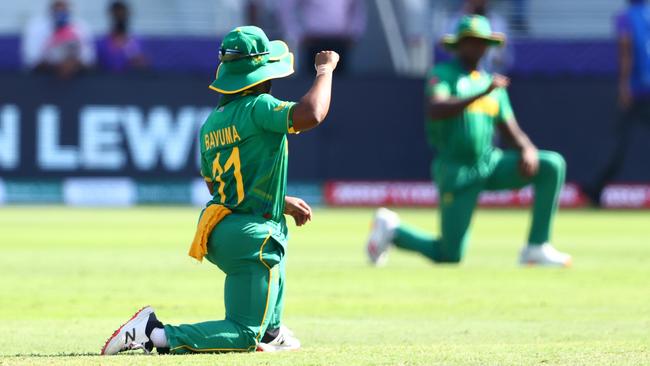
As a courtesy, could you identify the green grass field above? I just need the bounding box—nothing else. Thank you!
[0,207,648,365]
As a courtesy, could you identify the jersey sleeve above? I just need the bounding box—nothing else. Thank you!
[615,13,631,37]
[425,67,451,99]
[199,128,212,182]
[252,94,298,134]
[200,154,212,182]
[496,89,515,123]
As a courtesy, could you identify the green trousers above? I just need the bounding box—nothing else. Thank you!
[164,215,286,353]
[394,150,565,263]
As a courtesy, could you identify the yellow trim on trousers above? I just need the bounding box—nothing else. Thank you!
[169,344,255,353]
[255,230,274,342]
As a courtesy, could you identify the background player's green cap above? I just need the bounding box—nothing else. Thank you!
[442,15,505,49]
[209,26,294,94]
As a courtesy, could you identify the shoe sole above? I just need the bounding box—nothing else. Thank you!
[256,344,301,352]
[100,306,153,355]
[521,258,572,268]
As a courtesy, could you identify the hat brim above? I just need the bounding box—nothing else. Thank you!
[441,32,505,50]
[209,40,294,94]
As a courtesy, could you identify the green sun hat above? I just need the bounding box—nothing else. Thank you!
[442,15,505,49]
[209,26,294,94]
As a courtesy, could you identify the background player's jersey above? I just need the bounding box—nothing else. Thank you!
[425,59,514,164]
[199,93,297,222]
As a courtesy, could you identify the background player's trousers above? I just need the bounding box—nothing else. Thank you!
[589,99,650,202]
[164,215,286,353]
[393,150,566,263]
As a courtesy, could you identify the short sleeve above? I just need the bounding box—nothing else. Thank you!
[200,154,212,182]
[497,89,515,123]
[615,13,631,37]
[252,94,298,134]
[425,68,451,99]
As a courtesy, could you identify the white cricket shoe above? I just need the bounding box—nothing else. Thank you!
[519,243,572,267]
[366,208,400,266]
[257,325,301,352]
[101,306,155,355]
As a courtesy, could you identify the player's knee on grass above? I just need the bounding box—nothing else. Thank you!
[537,150,566,178]
[436,254,462,264]
[436,240,464,263]
[438,209,472,264]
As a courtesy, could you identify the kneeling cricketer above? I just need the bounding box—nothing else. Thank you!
[367,15,572,267]
[101,26,339,355]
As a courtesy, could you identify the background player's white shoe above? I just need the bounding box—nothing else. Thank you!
[257,325,301,352]
[101,306,155,355]
[519,243,572,267]
[366,208,400,266]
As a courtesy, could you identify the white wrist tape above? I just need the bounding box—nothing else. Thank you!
[315,64,334,76]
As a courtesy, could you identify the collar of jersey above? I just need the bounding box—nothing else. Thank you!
[218,90,261,107]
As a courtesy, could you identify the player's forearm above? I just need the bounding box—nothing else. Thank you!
[618,36,632,89]
[429,92,488,121]
[498,121,536,151]
[619,57,631,85]
[510,132,535,151]
[292,73,333,131]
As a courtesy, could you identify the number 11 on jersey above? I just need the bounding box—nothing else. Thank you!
[212,147,244,204]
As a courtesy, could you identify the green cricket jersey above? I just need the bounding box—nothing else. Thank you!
[424,59,515,191]
[199,93,297,223]
[425,59,514,163]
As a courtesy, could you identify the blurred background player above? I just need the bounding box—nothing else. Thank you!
[366,15,571,267]
[443,0,513,74]
[21,0,95,79]
[100,26,339,355]
[279,0,366,74]
[586,0,650,205]
[97,1,148,73]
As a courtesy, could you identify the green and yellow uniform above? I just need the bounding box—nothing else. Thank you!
[200,92,296,242]
[163,26,298,353]
[392,16,566,262]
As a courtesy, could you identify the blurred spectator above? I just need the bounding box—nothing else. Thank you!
[21,0,95,78]
[587,0,650,204]
[443,0,512,73]
[279,0,367,74]
[97,1,148,73]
